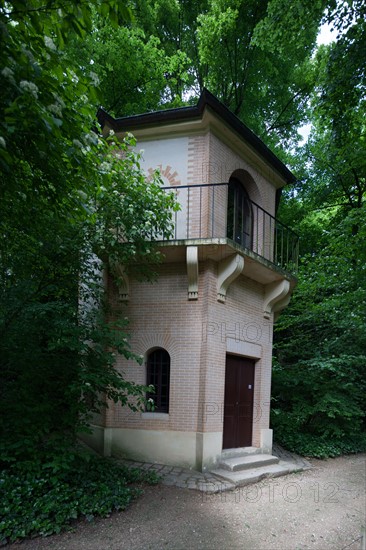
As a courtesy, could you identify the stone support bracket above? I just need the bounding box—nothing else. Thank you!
[113,264,129,301]
[217,254,244,303]
[187,246,199,300]
[263,279,291,319]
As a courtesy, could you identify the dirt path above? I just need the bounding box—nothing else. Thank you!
[10,454,366,550]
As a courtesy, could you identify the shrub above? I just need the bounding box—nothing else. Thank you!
[0,448,160,544]
[273,427,366,458]
[271,355,366,458]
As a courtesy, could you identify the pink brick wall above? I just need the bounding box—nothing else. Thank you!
[95,126,286,455]
[104,258,274,450]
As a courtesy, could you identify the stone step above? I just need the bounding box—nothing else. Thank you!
[219,453,279,472]
[220,446,262,459]
[211,461,299,487]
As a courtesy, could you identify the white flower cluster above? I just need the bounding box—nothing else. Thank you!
[89,71,100,86]
[99,161,112,173]
[44,36,57,51]
[48,103,63,116]
[84,132,98,146]
[2,67,14,80]
[53,94,65,109]
[19,80,39,99]
[47,94,65,118]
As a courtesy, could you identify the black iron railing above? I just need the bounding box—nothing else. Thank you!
[162,183,299,274]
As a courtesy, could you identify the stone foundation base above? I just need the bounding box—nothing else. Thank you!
[80,426,274,471]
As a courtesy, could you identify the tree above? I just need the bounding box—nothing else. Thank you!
[0,0,177,461]
[67,20,192,116]
[0,6,179,541]
[271,1,366,456]
[79,0,323,150]
[194,0,321,149]
[272,204,366,457]
[132,0,209,100]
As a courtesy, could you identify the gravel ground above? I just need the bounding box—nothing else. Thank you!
[9,453,366,550]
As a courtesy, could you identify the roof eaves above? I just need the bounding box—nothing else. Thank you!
[97,103,200,131]
[199,89,296,184]
[97,89,296,184]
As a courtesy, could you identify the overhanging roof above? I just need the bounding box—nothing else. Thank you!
[97,88,296,185]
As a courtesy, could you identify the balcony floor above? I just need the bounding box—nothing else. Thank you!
[158,238,297,286]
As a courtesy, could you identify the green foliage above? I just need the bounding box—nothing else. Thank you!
[293,1,366,211]
[0,448,159,544]
[273,206,366,457]
[272,428,366,459]
[133,0,208,98]
[271,355,366,453]
[0,135,177,459]
[69,24,191,115]
[0,0,132,45]
[252,0,326,55]
[0,0,178,463]
[272,4,365,458]
[196,0,318,148]
[76,0,331,149]
[66,0,202,115]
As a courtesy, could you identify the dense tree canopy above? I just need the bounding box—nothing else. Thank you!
[271,0,366,455]
[74,0,323,148]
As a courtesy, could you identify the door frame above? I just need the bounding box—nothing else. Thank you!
[222,354,256,449]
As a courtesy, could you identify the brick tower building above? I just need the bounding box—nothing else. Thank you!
[84,89,298,471]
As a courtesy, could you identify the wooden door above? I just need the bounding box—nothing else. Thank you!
[223,355,255,449]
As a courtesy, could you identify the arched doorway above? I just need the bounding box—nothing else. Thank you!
[227,178,253,248]
[146,348,170,413]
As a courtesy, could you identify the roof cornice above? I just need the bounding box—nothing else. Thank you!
[97,88,296,185]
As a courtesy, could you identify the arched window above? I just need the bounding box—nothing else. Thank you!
[227,178,253,248]
[146,349,170,413]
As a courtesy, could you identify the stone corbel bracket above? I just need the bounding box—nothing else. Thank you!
[187,246,198,300]
[263,279,291,319]
[217,254,244,303]
[112,263,129,301]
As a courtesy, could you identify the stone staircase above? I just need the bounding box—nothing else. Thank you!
[210,447,304,488]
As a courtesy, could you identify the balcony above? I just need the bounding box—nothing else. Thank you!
[161,183,299,276]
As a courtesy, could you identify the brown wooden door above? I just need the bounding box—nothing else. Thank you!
[223,355,255,449]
